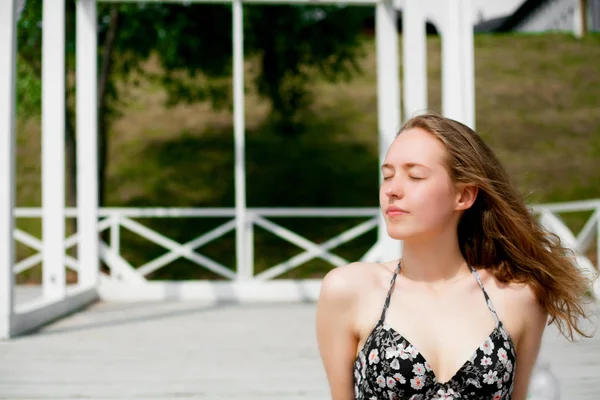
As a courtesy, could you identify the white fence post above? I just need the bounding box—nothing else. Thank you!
[376,0,403,262]
[42,0,66,299]
[460,0,475,129]
[573,0,585,38]
[233,0,248,279]
[77,0,99,288]
[597,211,600,275]
[441,0,475,129]
[245,213,254,279]
[110,214,120,277]
[0,0,17,339]
[403,0,428,119]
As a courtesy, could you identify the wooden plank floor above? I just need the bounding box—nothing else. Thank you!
[0,295,598,399]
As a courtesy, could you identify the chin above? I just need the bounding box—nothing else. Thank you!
[386,225,414,241]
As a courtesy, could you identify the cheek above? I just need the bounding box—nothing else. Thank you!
[410,180,456,221]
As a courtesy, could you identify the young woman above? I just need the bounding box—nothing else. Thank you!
[316,114,593,400]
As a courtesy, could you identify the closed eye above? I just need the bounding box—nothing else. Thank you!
[409,176,424,180]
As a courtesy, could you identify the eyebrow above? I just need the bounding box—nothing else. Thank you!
[381,162,430,171]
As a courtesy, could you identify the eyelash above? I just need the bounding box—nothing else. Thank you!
[383,176,423,181]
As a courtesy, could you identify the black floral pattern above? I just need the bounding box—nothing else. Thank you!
[353,263,517,400]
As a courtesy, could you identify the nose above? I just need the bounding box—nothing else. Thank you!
[384,177,404,199]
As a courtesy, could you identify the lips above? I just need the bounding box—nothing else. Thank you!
[386,206,409,217]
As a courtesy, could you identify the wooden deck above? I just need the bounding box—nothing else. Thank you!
[0,292,598,399]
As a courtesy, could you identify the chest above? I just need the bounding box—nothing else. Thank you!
[354,324,516,400]
[359,281,502,383]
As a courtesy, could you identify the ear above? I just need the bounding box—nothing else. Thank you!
[455,184,478,211]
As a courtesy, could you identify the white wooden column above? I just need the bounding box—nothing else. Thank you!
[76,0,99,288]
[574,0,587,38]
[442,0,475,129]
[460,0,475,129]
[376,0,403,262]
[0,0,18,339]
[233,0,249,279]
[42,0,66,299]
[403,0,428,119]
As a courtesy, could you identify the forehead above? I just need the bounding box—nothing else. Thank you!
[384,127,447,166]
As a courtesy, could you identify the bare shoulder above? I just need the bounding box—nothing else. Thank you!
[505,281,546,322]
[319,261,390,304]
[477,268,542,309]
[504,280,540,305]
[477,268,547,343]
[318,261,397,342]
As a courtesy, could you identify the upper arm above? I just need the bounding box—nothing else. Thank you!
[510,287,548,400]
[316,266,360,400]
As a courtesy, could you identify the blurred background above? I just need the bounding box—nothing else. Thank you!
[13,0,600,282]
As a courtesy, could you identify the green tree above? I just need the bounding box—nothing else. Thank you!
[17,1,370,207]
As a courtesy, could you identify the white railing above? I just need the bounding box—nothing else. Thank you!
[533,199,600,296]
[14,207,380,284]
[13,199,600,300]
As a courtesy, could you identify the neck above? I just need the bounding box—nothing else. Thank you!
[399,229,470,283]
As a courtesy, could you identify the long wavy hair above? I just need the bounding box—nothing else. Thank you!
[399,113,594,341]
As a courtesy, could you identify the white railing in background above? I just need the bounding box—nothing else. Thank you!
[533,199,600,295]
[14,207,380,283]
[13,199,600,301]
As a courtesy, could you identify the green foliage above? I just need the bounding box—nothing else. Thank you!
[16,55,41,118]
[244,5,369,134]
[16,1,370,133]
[16,1,43,118]
[111,4,370,133]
